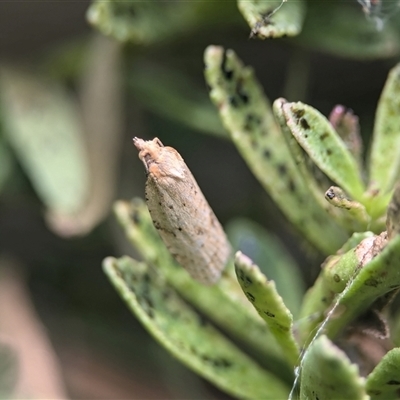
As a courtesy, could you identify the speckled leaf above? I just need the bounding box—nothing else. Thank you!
[114,199,292,371]
[204,46,347,254]
[235,251,299,366]
[0,343,17,399]
[274,98,368,233]
[299,335,366,400]
[237,0,306,38]
[103,256,290,399]
[0,67,89,216]
[323,232,400,339]
[226,218,304,317]
[282,101,365,200]
[386,182,400,240]
[296,2,400,59]
[87,1,238,45]
[87,1,190,44]
[366,348,400,400]
[297,232,375,345]
[369,63,400,196]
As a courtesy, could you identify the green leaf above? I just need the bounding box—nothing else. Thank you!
[386,182,400,240]
[323,232,400,339]
[297,232,375,345]
[87,0,238,45]
[282,101,365,200]
[237,0,306,38]
[0,67,89,216]
[296,2,400,59]
[369,63,400,196]
[235,251,300,366]
[103,256,290,400]
[299,335,366,400]
[87,1,191,44]
[274,99,368,233]
[366,348,400,400]
[226,217,304,317]
[204,45,347,254]
[114,199,291,371]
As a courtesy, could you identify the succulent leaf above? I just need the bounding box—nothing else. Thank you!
[103,256,290,399]
[366,347,400,400]
[282,101,365,200]
[235,251,300,366]
[204,46,347,254]
[386,182,400,240]
[274,99,368,232]
[237,0,306,38]
[226,217,304,317]
[113,199,291,368]
[297,232,374,345]
[369,63,400,197]
[323,232,400,339]
[299,335,367,400]
[0,67,89,217]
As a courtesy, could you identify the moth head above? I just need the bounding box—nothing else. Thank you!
[133,137,185,179]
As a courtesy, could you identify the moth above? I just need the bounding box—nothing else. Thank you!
[133,137,231,285]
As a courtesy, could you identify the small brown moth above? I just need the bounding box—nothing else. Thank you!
[133,137,231,285]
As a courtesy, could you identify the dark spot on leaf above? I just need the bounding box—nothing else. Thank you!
[265,311,275,318]
[131,210,140,224]
[320,132,329,141]
[293,108,305,119]
[198,314,208,327]
[201,355,233,368]
[220,50,233,81]
[326,149,332,156]
[387,380,400,385]
[278,164,287,176]
[243,114,262,132]
[364,278,379,287]
[229,96,239,108]
[263,149,272,159]
[246,292,255,302]
[367,390,381,396]
[333,274,341,282]
[236,79,249,104]
[300,117,310,130]
[288,179,296,192]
